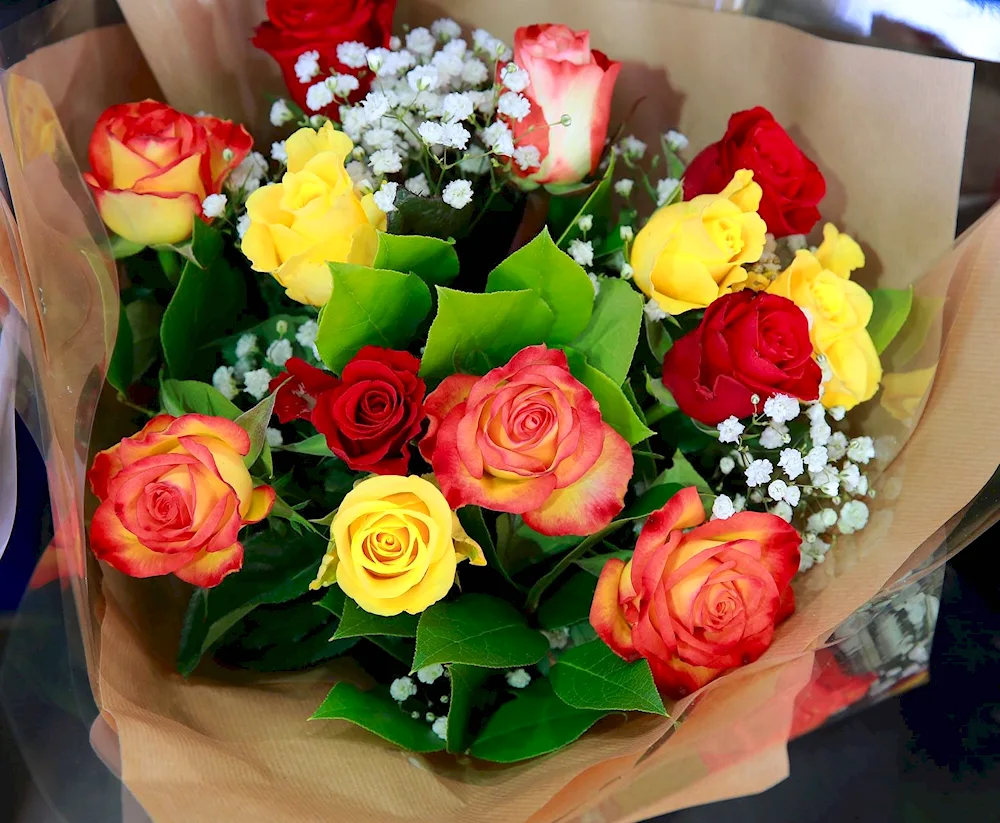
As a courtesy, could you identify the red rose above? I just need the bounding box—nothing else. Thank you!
[311,347,425,475]
[270,357,340,424]
[683,107,826,238]
[791,649,876,738]
[663,291,821,425]
[252,0,395,117]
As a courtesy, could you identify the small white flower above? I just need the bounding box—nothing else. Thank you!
[432,18,463,41]
[233,357,254,380]
[407,65,440,92]
[269,99,293,126]
[404,173,431,197]
[442,179,474,209]
[425,713,436,722]
[390,676,418,702]
[236,334,258,359]
[719,455,736,475]
[764,394,800,424]
[357,91,388,125]
[270,141,288,164]
[856,475,869,496]
[838,500,870,534]
[236,213,250,239]
[588,272,601,295]
[828,405,847,421]
[665,130,689,151]
[417,664,445,684]
[514,144,542,171]
[619,225,634,242]
[406,27,437,57]
[369,148,402,175]
[441,122,471,150]
[745,458,773,487]
[442,92,474,122]
[784,485,801,507]
[567,239,594,268]
[804,445,829,474]
[806,403,825,423]
[498,92,531,122]
[619,263,634,280]
[847,436,875,464]
[712,495,736,520]
[336,40,369,69]
[840,462,862,493]
[294,50,321,84]
[482,121,515,156]
[577,214,594,233]
[799,535,831,571]
[306,80,335,111]
[501,63,531,93]
[339,107,366,141]
[212,366,238,400]
[655,177,681,206]
[431,49,465,82]
[229,151,269,193]
[733,493,747,512]
[811,467,841,497]
[266,338,293,367]
[309,115,327,129]
[810,419,832,448]
[615,179,635,197]
[265,427,283,448]
[243,368,272,401]
[417,121,444,145]
[346,160,372,192]
[826,432,848,461]
[542,628,571,651]
[431,716,449,740]
[366,47,388,73]
[330,73,360,97]
[373,181,398,214]
[786,234,809,252]
[806,511,831,535]
[768,479,789,502]
[759,426,786,450]
[716,416,745,444]
[619,135,647,159]
[295,320,318,348]
[644,300,668,322]
[779,448,804,480]
[362,128,395,152]
[461,58,489,85]
[772,501,793,523]
[201,193,227,219]
[506,669,532,689]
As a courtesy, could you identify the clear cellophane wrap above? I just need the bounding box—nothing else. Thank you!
[2,1,997,821]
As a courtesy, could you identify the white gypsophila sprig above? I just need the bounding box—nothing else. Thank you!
[768,480,788,502]
[442,179,474,209]
[306,80,335,112]
[212,366,238,400]
[498,92,531,121]
[266,339,293,367]
[432,18,463,41]
[620,225,634,242]
[717,416,745,444]
[506,669,531,689]
[764,394,800,424]
[588,273,601,296]
[712,495,736,520]
[615,179,635,197]
[265,427,283,448]
[373,181,398,213]
[369,148,403,175]
[405,173,431,196]
[235,334,258,358]
[784,485,801,507]
[462,58,490,85]
[295,320,318,349]
[442,91,474,122]
[482,121,515,156]
[804,445,829,474]
[407,65,440,92]
[567,239,594,268]
[243,368,271,401]
[390,677,418,702]
[577,214,594,233]
[294,50,320,83]
[619,135,647,159]
[778,448,804,480]
[337,41,369,69]
[236,213,250,239]
[431,717,448,740]
[269,99,293,126]
[513,144,542,171]
[201,193,227,219]
[441,122,471,150]
[501,63,530,93]
[665,130,689,151]
[745,459,773,487]
[406,27,437,57]
[228,152,268,194]
[759,425,787,450]
[840,462,862,493]
[416,664,445,684]
[827,432,848,460]
[644,300,667,322]
[847,437,875,464]
[719,455,736,475]
[838,500,870,534]
[655,178,681,206]
[271,141,288,164]
[360,90,390,124]
[810,419,832,448]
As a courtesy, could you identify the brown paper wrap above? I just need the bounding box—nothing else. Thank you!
[3,2,992,821]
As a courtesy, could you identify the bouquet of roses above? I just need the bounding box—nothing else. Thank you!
[3,0,993,820]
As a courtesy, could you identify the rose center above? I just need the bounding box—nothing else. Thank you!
[141,482,189,528]
[811,275,848,323]
[708,216,744,260]
[359,386,396,424]
[510,402,554,441]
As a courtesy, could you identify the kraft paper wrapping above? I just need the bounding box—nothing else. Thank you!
[2,2,992,820]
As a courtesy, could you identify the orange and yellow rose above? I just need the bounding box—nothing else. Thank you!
[419,345,632,537]
[310,475,485,616]
[84,100,252,246]
[88,415,274,588]
[590,486,800,698]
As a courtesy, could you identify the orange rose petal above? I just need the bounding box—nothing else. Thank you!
[174,543,244,588]
[90,501,192,578]
[637,486,707,550]
[523,424,631,537]
[646,651,724,699]
[167,415,252,457]
[590,558,639,661]
[690,512,801,592]
[132,152,205,199]
[244,486,276,524]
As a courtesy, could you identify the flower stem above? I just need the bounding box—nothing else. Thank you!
[116,393,156,418]
[645,405,671,426]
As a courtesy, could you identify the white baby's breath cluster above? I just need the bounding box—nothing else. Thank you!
[710,395,876,574]
[612,128,689,214]
[389,664,454,739]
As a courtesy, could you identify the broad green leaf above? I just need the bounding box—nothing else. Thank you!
[369,636,417,664]
[316,586,346,617]
[493,515,576,579]
[571,276,643,385]
[550,153,616,249]
[419,287,554,382]
[538,572,598,630]
[235,390,278,469]
[655,451,712,496]
[311,682,445,753]
[316,264,431,373]
[387,189,474,239]
[868,286,914,354]
[457,507,521,591]
[110,234,145,259]
[278,433,335,456]
[177,530,326,676]
[550,640,666,715]
[230,631,357,672]
[470,680,607,763]
[125,299,163,381]
[160,378,241,419]
[576,551,633,577]
[525,527,617,612]
[107,304,134,395]
[644,369,678,412]
[161,255,245,379]
[883,295,942,368]
[565,351,653,446]
[486,228,594,343]
[619,483,685,521]
[446,663,490,754]
[333,597,419,639]
[645,315,673,361]
[189,218,225,268]
[373,232,460,286]
[413,594,549,670]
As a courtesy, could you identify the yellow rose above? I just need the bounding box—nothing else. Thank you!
[310,475,486,616]
[630,170,767,314]
[768,244,882,410]
[241,122,386,307]
[815,223,865,279]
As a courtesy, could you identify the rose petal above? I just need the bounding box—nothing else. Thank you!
[174,542,244,587]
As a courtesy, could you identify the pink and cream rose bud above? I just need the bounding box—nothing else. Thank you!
[501,24,621,187]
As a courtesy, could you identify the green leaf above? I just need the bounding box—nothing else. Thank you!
[419,287,554,382]
[311,683,445,753]
[470,680,608,763]
[550,640,666,715]
[571,278,644,385]
[110,234,145,259]
[619,482,686,522]
[413,594,549,671]
[550,153,616,249]
[492,515,576,580]
[277,433,335,456]
[235,390,277,469]
[316,587,346,617]
[645,315,673,361]
[457,507,521,591]
[644,369,678,412]
[538,572,598,630]
[215,314,307,363]
[883,295,942,368]
[269,492,320,536]
[177,530,325,676]
[565,351,653,446]
[333,598,419,640]
[161,255,245,379]
[167,218,223,269]
[387,189,474,239]
[486,228,594,343]
[446,663,490,754]
[373,232,460,286]
[868,286,914,354]
[160,378,241,419]
[107,304,134,395]
[316,264,431,374]
[125,300,163,381]
[576,551,633,576]
[525,527,615,613]
[655,451,712,496]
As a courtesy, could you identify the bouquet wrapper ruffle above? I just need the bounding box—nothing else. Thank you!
[0,2,995,821]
